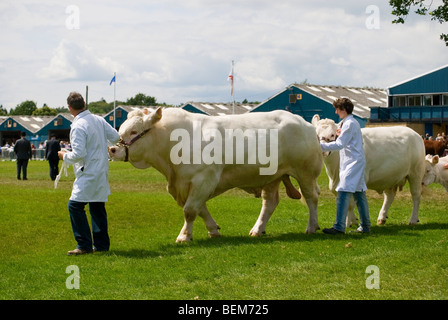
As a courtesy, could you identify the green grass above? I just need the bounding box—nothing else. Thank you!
[0,160,447,300]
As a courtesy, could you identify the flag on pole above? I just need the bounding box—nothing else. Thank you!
[227,62,234,96]
[109,74,116,86]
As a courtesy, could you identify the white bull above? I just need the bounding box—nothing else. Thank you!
[423,155,448,191]
[312,115,425,226]
[109,108,322,242]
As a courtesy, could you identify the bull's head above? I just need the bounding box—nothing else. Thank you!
[108,107,162,163]
[422,154,439,187]
[312,114,338,157]
[312,114,338,143]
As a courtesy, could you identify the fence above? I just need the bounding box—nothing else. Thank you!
[1,148,46,161]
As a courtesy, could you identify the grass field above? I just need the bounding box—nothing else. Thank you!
[0,160,447,300]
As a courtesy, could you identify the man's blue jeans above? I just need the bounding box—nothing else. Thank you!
[333,191,371,232]
[68,200,110,251]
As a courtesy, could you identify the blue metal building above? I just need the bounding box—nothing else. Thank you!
[252,84,387,127]
[370,64,448,136]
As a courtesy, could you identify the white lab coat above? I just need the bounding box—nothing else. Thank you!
[320,114,367,193]
[63,110,120,202]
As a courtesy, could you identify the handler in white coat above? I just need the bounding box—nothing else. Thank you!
[320,98,371,234]
[59,92,120,255]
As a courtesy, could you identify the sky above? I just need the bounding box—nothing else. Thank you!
[0,0,446,111]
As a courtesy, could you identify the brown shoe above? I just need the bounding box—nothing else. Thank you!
[67,248,93,256]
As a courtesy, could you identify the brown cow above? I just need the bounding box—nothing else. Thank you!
[424,139,447,157]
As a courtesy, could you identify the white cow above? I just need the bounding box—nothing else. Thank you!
[423,155,448,191]
[312,115,425,226]
[109,107,322,242]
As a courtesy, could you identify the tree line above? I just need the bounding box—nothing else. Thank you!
[0,93,172,116]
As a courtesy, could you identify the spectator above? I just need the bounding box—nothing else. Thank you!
[14,132,32,180]
[45,134,61,181]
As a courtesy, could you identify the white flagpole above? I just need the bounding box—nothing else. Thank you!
[228,60,235,114]
[113,72,116,129]
[232,60,235,114]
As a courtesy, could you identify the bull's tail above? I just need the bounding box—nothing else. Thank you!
[282,175,301,199]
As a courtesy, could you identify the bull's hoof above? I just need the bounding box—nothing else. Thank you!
[176,235,193,243]
[208,231,221,238]
[305,227,319,234]
[249,230,265,237]
[408,220,419,226]
[377,219,386,225]
[305,225,320,234]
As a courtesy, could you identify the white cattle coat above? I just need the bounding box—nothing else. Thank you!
[63,110,120,202]
[320,114,367,193]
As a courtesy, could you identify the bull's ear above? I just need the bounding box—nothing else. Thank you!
[432,155,440,164]
[143,107,162,129]
[154,107,162,120]
[312,114,320,127]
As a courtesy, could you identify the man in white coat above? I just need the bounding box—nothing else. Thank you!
[320,98,371,234]
[59,92,120,255]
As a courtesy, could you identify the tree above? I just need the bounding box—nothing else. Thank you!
[0,105,7,116]
[125,93,157,106]
[9,100,37,115]
[87,98,114,114]
[390,0,448,46]
[32,104,58,116]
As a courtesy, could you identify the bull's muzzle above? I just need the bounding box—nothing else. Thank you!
[108,145,128,162]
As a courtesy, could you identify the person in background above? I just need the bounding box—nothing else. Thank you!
[320,98,371,235]
[45,134,61,181]
[14,132,32,180]
[58,92,120,256]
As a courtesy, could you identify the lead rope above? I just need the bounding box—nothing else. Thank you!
[54,161,70,189]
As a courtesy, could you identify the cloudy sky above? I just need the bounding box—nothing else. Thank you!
[0,0,446,110]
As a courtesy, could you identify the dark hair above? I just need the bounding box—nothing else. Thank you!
[21,132,26,137]
[67,92,85,110]
[333,98,354,115]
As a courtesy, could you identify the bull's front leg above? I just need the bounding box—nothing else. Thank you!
[346,197,358,227]
[177,203,221,242]
[177,205,197,243]
[250,181,280,237]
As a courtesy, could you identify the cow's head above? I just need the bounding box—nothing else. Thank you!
[312,115,338,143]
[423,154,439,186]
[108,107,162,163]
[312,114,338,157]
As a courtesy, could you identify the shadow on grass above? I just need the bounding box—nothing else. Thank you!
[107,222,448,259]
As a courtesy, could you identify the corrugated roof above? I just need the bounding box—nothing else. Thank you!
[293,84,387,118]
[181,102,257,116]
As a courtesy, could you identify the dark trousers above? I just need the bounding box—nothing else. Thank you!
[49,158,59,180]
[68,200,110,251]
[16,159,29,179]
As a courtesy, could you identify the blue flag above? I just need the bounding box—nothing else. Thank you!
[109,75,116,85]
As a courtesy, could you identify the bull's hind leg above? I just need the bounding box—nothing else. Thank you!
[377,187,397,225]
[297,177,320,234]
[408,174,422,225]
[249,180,281,237]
